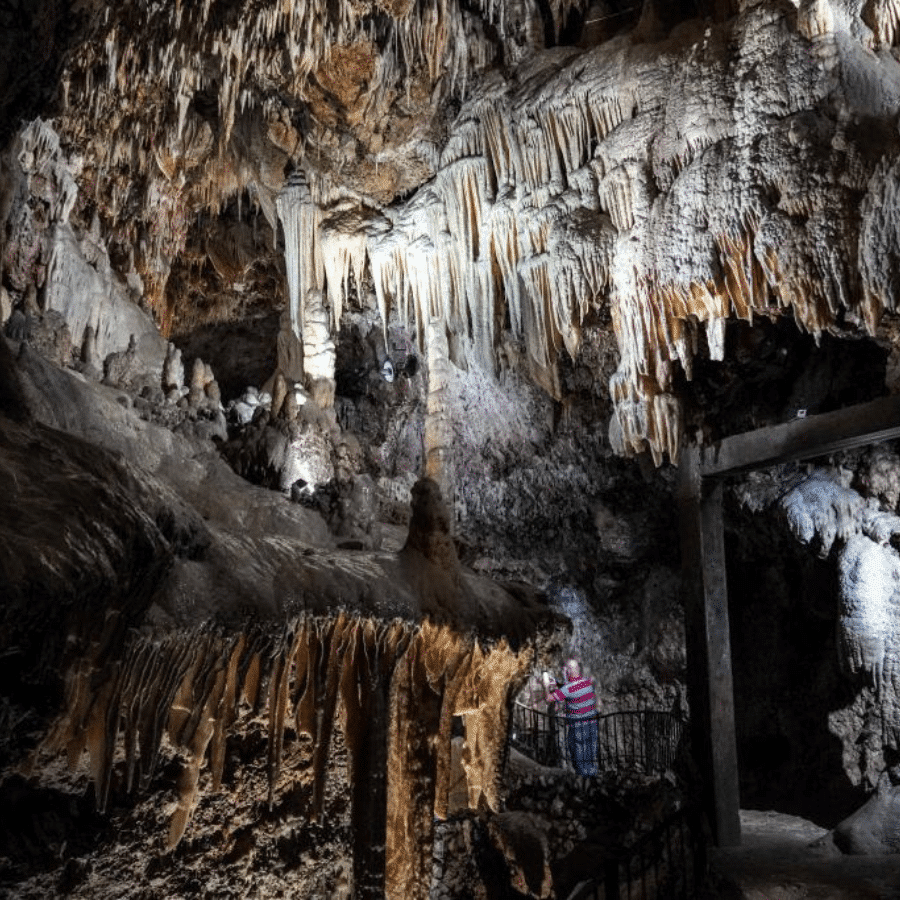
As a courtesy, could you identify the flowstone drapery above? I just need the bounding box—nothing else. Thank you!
[43,613,534,900]
[26,0,900,468]
[780,470,900,756]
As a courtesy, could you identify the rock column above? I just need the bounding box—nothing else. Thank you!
[425,318,455,516]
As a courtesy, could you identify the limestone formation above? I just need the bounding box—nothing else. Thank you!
[4,309,29,343]
[22,308,73,368]
[22,283,39,317]
[0,285,10,326]
[425,319,455,501]
[270,370,288,419]
[403,477,460,578]
[102,334,138,388]
[204,377,221,406]
[837,534,900,701]
[833,773,900,854]
[187,356,207,408]
[7,0,900,892]
[162,341,184,394]
[80,324,102,380]
[281,387,299,421]
[781,470,900,747]
[302,290,337,408]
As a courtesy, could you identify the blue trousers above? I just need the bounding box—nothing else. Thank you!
[566,716,598,776]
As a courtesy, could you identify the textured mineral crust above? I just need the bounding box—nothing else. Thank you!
[6,0,900,893]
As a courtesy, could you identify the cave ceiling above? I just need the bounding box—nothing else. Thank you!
[4,0,900,463]
[8,1,900,891]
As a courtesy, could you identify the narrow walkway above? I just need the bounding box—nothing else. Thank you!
[705,810,900,900]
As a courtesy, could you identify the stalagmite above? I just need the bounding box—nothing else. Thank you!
[0,287,10,329]
[425,319,455,504]
[162,342,184,394]
[188,357,207,408]
[303,290,337,408]
[780,469,900,750]
[270,371,288,419]
[80,325,102,380]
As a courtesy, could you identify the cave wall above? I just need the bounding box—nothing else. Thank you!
[727,503,865,826]
[728,437,900,828]
[7,0,900,887]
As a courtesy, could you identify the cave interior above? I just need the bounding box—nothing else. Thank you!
[3,0,900,896]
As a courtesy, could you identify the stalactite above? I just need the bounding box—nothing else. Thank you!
[425,319,455,497]
[40,596,540,899]
[864,0,900,45]
[319,205,386,329]
[354,0,900,464]
[52,0,526,257]
[39,0,900,471]
[798,0,836,39]
[276,171,327,384]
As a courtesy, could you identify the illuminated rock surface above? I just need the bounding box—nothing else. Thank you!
[5,0,900,894]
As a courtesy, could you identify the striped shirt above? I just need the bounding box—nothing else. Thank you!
[549,677,596,720]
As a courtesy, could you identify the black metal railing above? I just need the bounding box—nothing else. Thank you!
[566,805,707,900]
[509,704,685,776]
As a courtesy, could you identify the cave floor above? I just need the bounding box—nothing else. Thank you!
[704,810,900,900]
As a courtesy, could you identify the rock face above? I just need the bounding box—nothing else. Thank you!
[834,775,900,854]
[0,332,569,899]
[7,0,900,890]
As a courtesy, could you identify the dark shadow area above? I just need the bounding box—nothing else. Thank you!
[725,492,867,828]
[0,774,109,890]
[534,0,561,47]
[677,318,889,446]
[0,0,76,144]
[174,312,280,400]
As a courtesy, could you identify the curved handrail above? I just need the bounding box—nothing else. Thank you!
[562,804,707,900]
[509,703,686,775]
[508,703,702,898]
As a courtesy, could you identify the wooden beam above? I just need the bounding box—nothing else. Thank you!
[697,394,900,478]
[679,447,741,847]
[678,393,900,847]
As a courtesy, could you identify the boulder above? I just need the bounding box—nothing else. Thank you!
[833,774,900,854]
[487,811,554,899]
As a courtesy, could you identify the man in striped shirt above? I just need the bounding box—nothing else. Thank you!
[545,658,599,776]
